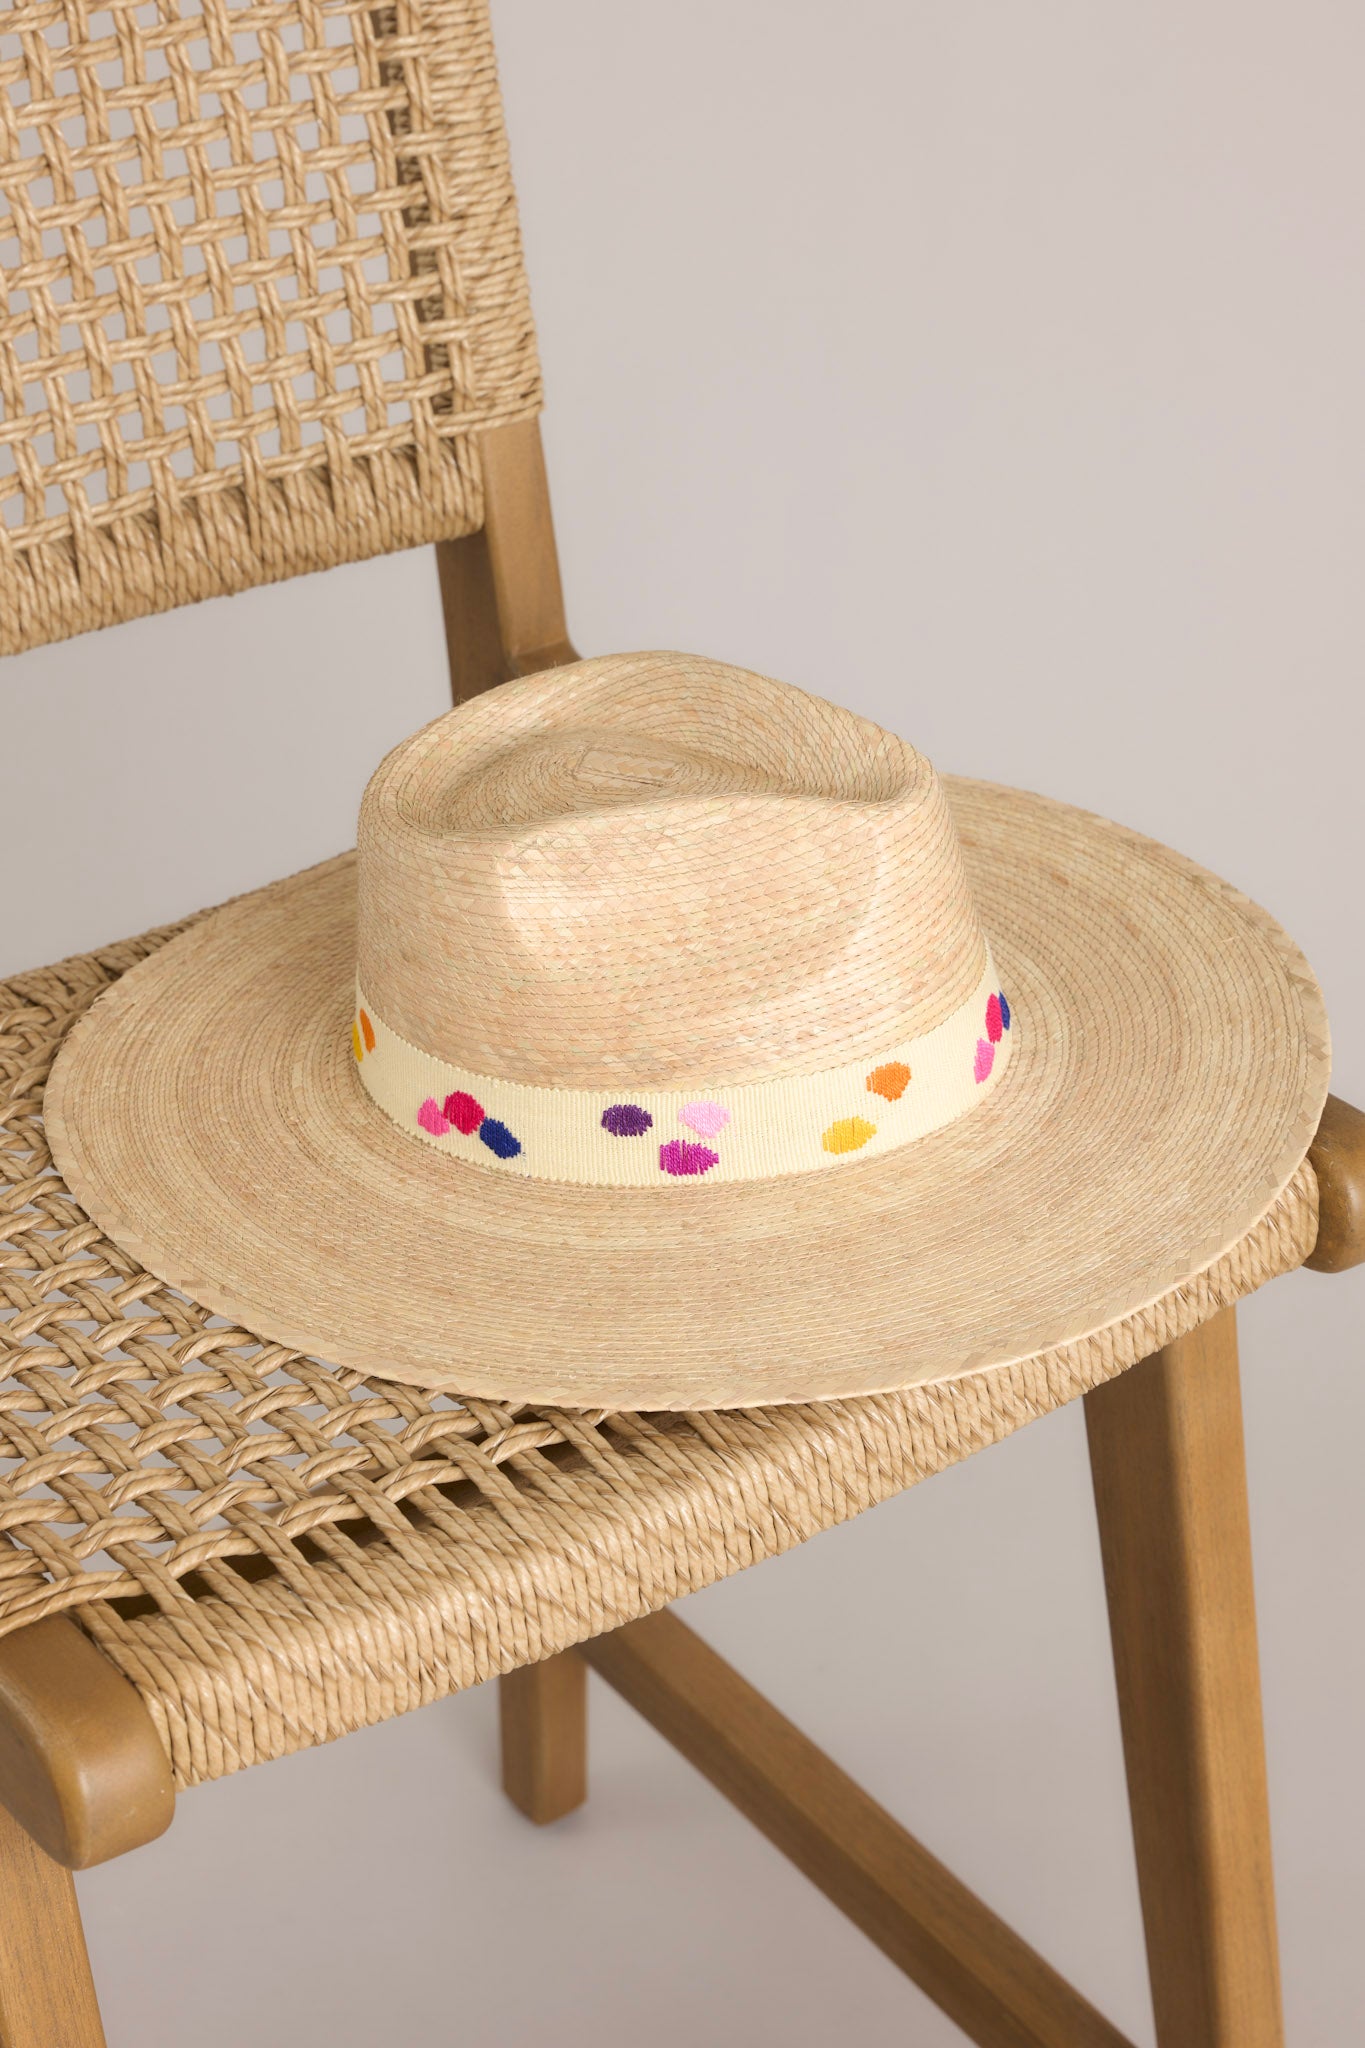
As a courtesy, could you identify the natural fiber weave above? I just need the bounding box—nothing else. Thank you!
[2,920,1318,1788]
[0,0,540,653]
[45,652,1331,1408]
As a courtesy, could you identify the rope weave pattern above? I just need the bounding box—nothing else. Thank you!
[0,0,540,651]
[1,921,1318,1788]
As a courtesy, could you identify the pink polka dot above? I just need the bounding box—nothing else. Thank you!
[973,1038,995,1084]
[985,992,1003,1044]
[417,1097,451,1136]
[679,1101,730,1139]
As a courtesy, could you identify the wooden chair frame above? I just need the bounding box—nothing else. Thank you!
[2,421,1362,2048]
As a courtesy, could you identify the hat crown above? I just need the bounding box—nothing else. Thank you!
[356,654,987,1088]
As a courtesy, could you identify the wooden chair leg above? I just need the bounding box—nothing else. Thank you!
[1085,1307,1283,2048]
[0,1801,106,2048]
[499,1654,588,1824]
[585,1610,1133,2048]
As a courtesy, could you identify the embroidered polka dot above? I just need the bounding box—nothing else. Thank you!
[478,1117,522,1160]
[359,1009,376,1053]
[974,1039,995,1083]
[659,1139,720,1177]
[679,1101,730,1139]
[999,991,1011,1031]
[602,1103,653,1137]
[417,1097,450,1136]
[442,1090,484,1136]
[351,1022,364,1063]
[866,1061,910,1102]
[822,1116,876,1155]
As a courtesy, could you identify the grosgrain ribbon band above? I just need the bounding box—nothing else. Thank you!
[350,957,1013,1186]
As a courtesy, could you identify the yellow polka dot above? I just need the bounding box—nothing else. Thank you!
[822,1116,876,1155]
[352,1021,364,1062]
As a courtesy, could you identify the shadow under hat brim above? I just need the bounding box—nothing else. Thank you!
[44,778,1329,1410]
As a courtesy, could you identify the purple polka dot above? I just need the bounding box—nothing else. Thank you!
[602,1102,653,1137]
[659,1139,720,1177]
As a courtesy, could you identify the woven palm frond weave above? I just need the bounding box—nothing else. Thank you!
[0,919,1319,1787]
[0,0,540,651]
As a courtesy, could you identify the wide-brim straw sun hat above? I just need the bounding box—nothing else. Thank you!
[46,652,1329,1410]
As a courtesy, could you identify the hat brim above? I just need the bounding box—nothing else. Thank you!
[45,778,1329,1410]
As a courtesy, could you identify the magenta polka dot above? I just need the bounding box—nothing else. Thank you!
[659,1139,720,1177]
[985,992,1003,1044]
[443,1089,484,1135]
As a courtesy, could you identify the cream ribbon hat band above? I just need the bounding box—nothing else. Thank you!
[351,955,1012,1186]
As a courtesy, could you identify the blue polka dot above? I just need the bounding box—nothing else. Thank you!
[479,1117,522,1160]
[998,991,1011,1032]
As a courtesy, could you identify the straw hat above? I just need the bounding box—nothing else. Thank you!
[46,652,1329,1410]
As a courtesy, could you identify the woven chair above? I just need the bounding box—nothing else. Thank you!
[1,6,1361,2044]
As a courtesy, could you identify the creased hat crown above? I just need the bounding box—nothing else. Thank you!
[356,653,987,1089]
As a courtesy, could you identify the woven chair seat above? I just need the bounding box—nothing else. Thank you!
[0,913,1318,1792]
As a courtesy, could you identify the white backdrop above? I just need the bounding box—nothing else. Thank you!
[4,4,1363,2041]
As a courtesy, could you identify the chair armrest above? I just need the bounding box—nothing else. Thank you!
[1306,1095,1365,1273]
[0,1617,174,1868]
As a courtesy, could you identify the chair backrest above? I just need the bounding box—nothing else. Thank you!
[0,0,542,655]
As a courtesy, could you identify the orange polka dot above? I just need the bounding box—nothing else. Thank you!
[360,1009,376,1052]
[866,1061,910,1102]
[822,1116,877,1155]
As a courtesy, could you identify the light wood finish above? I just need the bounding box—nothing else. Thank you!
[499,1654,588,1824]
[582,1610,1133,2048]
[480,417,576,676]
[0,1799,107,2048]
[1086,1308,1283,2048]
[1306,1092,1365,1271]
[434,522,511,705]
[436,419,577,703]
[0,1616,174,1871]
